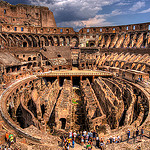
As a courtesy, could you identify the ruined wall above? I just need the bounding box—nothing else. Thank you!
[55,79,73,131]
[0,1,56,27]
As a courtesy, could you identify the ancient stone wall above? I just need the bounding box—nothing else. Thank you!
[0,1,56,27]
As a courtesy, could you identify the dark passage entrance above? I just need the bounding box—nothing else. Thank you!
[47,77,57,84]
[60,118,66,129]
[73,77,80,87]
[59,77,70,86]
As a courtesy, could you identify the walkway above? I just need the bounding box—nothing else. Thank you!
[70,143,97,150]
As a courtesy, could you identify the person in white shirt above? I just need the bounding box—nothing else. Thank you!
[73,131,77,141]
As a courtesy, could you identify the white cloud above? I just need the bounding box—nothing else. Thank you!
[29,0,121,21]
[140,8,150,13]
[129,1,145,11]
[116,2,130,6]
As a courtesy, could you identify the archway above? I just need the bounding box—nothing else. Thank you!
[23,42,27,47]
[60,118,66,129]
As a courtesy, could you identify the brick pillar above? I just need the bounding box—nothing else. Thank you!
[80,76,82,81]
[70,76,73,84]
[57,76,59,84]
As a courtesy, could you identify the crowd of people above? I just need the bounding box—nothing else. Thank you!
[60,127,145,150]
[61,130,122,150]
[0,127,145,150]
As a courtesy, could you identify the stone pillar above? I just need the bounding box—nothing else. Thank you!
[15,67,17,72]
[57,76,59,84]
[70,76,73,83]
[10,68,12,73]
[80,76,82,81]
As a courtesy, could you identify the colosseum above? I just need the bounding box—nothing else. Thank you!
[0,1,150,149]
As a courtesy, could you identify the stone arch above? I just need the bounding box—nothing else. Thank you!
[131,63,136,70]
[136,64,142,71]
[120,62,125,68]
[53,36,60,46]
[22,35,32,47]
[33,62,37,67]
[103,34,109,47]
[141,32,148,47]
[15,34,24,47]
[34,35,40,47]
[115,61,119,67]
[13,34,22,47]
[40,35,49,47]
[7,34,16,47]
[71,36,79,47]
[48,36,54,46]
[141,65,146,72]
[66,36,70,46]
[89,42,95,47]
[12,35,20,47]
[60,36,65,46]
[23,41,27,47]
[28,35,38,47]
[29,35,38,47]
[0,33,8,48]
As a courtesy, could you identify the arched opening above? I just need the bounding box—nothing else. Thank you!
[27,99,37,118]
[33,62,37,67]
[133,89,137,94]
[23,42,27,47]
[28,57,31,61]
[41,104,45,118]
[60,118,66,129]
[90,42,95,47]
[73,77,80,87]
[46,61,51,66]
[8,104,12,118]
[16,105,25,128]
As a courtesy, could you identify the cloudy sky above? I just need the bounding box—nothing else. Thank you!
[4,0,150,31]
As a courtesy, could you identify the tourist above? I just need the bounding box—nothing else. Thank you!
[136,146,141,150]
[89,138,93,149]
[106,138,110,145]
[66,141,69,150]
[90,131,93,140]
[117,135,121,143]
[127,129,130,142]
[141,127,144,138]
[113,136,116,143]
[86,142,91,150]
[69,130,72,138]
[73,131,77,141]
[76,131,81,144]
[96,134,99,148]
[83,130,87,138]
[136,128,139,140]
[81,136,84,146]
[5,132,9,143]
[68,137,72,148]
[99,137,104,150]
[72,139,75,148]
[85,133,89,144]
[109,136,113,144]
[3,146,6,150]
[93,130,96,141]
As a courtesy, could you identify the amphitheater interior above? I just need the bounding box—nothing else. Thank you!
[0,1,150,150]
